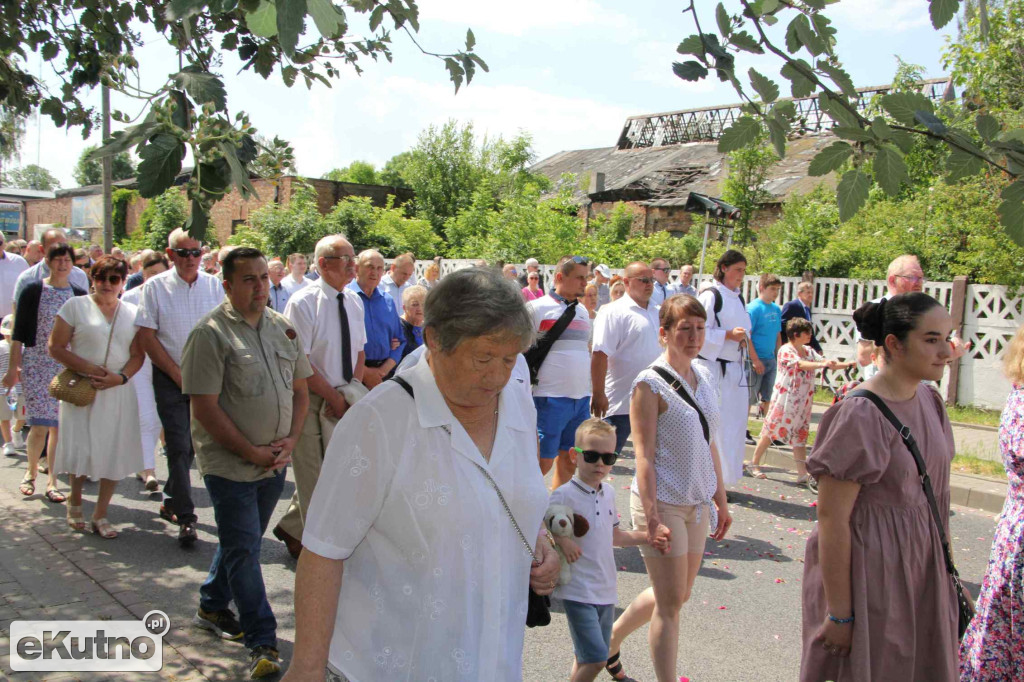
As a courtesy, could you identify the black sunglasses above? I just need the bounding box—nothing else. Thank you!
[93,274,123,285]
[569,255,589,265]
[573,447,618,465]
[172,248,203,258]
[633,276,654,284]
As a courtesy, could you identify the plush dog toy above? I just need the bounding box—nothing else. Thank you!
[544,504,590,586]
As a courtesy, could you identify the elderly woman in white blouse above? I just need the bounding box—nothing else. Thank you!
[283,267,559,682]
[604,295,733,682]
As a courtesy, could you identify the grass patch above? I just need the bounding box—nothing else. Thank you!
[946,404,1001,428]
[951,453,1006,479]
[748,419,817,446]
[813,387,835,404]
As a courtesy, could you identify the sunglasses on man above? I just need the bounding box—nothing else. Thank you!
[171,248,203,258]
[572,447,618,466]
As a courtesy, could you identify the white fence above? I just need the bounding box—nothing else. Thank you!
[403,259,1015,410]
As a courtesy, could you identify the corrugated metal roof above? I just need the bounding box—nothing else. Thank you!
[0,187,56,200]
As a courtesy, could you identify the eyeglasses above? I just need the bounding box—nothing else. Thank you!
[632,277,654,284]
[652,267,670,272]
[573,447,618,466]
[93,274,123,285]
[171,248,202,258]
[896,274,925,285]
[322,254,355,263]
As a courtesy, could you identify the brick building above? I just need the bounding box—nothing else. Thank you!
[20,175,415,246]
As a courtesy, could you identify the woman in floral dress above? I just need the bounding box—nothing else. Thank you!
[748,317,853,483]
[960,323,1024,679]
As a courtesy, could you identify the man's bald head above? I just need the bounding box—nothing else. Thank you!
[41,229,67,250]
[623,261,654,307]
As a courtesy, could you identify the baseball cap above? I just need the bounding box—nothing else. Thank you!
[1,315,12,336]
[595,264,611,277]
[525,258,540,267]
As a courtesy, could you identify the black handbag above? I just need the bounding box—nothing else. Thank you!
[848,389,975,639]
[390,376,552,628]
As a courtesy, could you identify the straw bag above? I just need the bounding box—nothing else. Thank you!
[49,302,120,408]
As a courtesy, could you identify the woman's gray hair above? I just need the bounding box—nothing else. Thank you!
[424,267,534,353]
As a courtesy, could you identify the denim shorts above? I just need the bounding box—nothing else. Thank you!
[534,396,591,459]
[562,599,614,664]
[748,357,777,405]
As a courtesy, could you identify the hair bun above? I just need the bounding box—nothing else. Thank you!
[853,298,887,342]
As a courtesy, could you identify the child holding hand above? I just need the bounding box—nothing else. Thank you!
[550,418,666,682]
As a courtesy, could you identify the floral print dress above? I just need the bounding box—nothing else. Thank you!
[959,384,1024,679]
[763,343,822,446]
[22,284,76,427]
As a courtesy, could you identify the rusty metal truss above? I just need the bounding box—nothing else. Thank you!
[616,77,953,150]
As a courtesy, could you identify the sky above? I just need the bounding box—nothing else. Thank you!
[11,0,957,188]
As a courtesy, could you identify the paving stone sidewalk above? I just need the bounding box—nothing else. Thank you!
[0,485,244,681]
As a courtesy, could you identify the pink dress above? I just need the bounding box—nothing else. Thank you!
[801,386,958,681]
[763,343,821,446]
[522,286,544,302]
[959,384,1024,679]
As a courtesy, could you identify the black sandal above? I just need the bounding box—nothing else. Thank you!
[605,652,638,681]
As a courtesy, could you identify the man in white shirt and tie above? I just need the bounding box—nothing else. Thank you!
[649,257,674,307]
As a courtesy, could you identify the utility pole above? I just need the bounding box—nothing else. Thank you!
[101,84,113,252]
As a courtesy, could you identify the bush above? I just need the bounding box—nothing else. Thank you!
[247,181,329,259]
[119,187,188,252]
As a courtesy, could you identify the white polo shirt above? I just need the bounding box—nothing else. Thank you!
[591,293,661,416]
[528,294,591,399]
[135,268,225,366]
[550,477,620,606]
[0,251,28,318]
[283,277,366,387]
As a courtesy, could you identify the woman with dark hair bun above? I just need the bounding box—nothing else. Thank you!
[800,292,961,681]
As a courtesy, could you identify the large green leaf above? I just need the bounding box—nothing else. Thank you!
[945,147,983,181]
[760,0,780,12]
[914,110,948,135]
[810,13,837,52]
[975,114,1000,142]
[673,61,708,82]
[999,196,1024,246]
[873,144,908,197]
[219,142,257,199]
[137,134,185,198]
[718,116,763,153]
[165,0,210,20]
[807,141,853,176]
[716,3,731,36]
[929,0,960,29]
[880,92,933,127]
[836,169,869,221]
[186,198,209,241]
[1003,180,1024,205]
[767,116,787,158]
[748,68,778,103]
[833,126,875,143]
[819,93,859,128]
[277,0,307,56]
[677,34,705,58]
[730,31,763,54]
[245,0,278,37]
[792,14,825,55]
[780,61,814,98]
[307,0,343,38]
[172,67,227,111]
[870,116,893,140]
[818,62,856,99]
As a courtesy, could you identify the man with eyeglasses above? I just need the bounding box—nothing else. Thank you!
[272,235,366,558]
[529,255,593,490]
[12,229,90,314]
[136,227,225,548]
[0,232,28,319]
[649,257,675,307]
[591,262,662,454]
[347,250,404,389]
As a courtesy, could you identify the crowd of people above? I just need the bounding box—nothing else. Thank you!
[0,226,1021,681]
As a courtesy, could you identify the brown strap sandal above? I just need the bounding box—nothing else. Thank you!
[19,475,35,496]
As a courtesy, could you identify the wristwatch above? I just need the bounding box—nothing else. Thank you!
[119,373,129,385]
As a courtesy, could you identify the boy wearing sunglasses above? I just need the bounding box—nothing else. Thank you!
[548,418,666,682]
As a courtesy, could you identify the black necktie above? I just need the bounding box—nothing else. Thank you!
[337,292,353,383]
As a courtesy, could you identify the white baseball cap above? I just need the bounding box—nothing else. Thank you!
[595,264,611,277]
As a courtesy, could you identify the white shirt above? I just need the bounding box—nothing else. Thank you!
[550,478,619,605]
[697,282,751,363]
[283,278,366,387]
[13,260,90,304]
[304,353,548,682]
[0,251,28,318]
[282,274,312,298]
[591,293,661,416]
[650,280,672,307]
[134,269,224,366]
[379,273,412,317]
[630,358,721,526]
[528,294,591,399]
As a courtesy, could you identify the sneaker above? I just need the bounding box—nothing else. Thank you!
[2,442,17,457]
[192,607,243,640]
[12,431,25,450]
[178,522,197,548]
[144,474,159,492]
[249,645,281,679]
[745,430,756,446]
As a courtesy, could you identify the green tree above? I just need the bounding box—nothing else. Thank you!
[364,198,444,258]
[751,185,838,276]
[407,120,484,233]
[324,195,378,252]
[120,186,189,252]
[944,0,1024,114]
[111,188,140,243]
[72,145,136,186]
[379,152,414,188]
[0,110,26,182]
[4,165,60,191]
[720,133,778,244]
[247,181,329,259]
[322,161,381,185]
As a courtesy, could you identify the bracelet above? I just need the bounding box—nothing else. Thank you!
[119,373,129,385]
[828,612,854,625]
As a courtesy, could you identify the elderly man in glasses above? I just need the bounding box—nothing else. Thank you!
[136,227,225,548]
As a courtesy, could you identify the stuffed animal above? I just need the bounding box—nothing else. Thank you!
[544,504,590,586]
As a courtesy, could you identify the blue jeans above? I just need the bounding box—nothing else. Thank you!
[605,414,631,454]
[199,471,286,649]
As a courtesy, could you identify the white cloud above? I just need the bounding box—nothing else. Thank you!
[417,0,641,39]
[829,0,931,32]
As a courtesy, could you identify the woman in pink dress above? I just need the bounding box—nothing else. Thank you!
[748,317,853,483]
[959,323,1024,679]
[801,293,960,682]
[522,271,544,301]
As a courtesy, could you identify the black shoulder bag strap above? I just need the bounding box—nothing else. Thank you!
[847,388,974,637]
[523,300,578,385]
[651,366,709,444]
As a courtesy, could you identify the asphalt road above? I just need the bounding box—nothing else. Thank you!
[0,444,1000,682]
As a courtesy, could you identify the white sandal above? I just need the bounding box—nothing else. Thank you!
[91,518,118,539]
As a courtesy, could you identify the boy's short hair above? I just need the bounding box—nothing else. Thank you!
[786,317,813,338]
[575,418,616,446]
[760,273,782,289]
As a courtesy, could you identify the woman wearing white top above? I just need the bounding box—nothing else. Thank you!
[120,252,169,491]
[48,256,145,538]
[695,249,760,486]
[283,267,560,682]
[605,294,732,682]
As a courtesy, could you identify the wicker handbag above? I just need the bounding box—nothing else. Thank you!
[49,302,120,408]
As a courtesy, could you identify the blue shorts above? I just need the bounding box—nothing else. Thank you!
[748,357,777,405]
[562,599,614,664]
[534,396,590,459]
